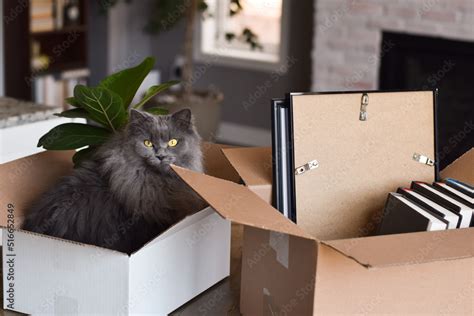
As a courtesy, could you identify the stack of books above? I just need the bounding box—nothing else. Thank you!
[30,0,71,33]
[378,179,473,235]
[32,68,89,108]
[30,0,55,33]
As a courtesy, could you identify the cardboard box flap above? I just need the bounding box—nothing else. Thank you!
[291,91,436,240]
[202,142,241,183]
[221,147,272,187]
[171,165,314,240]
[321,228,473,269]
[440,148,474,184]
[0,150,74,223]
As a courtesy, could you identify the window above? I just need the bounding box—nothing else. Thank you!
[196,0,288,71]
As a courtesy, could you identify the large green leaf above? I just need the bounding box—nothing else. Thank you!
[38,123,111,150]
[54,108,90,119]
[65,97,81,108]
[74,85,126,131]
[99,57,155,109]
[132,80,180,109]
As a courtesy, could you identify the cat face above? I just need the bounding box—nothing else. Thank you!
[127,109,202,172]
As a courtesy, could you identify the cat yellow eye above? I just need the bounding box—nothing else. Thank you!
[168,139,178,147]
[144,140,153,147]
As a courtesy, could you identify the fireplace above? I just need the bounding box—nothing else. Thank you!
[379,32,474,170]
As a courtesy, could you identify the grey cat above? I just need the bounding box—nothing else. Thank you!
[22,109,207,254]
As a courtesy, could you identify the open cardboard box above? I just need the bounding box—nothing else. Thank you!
[170,145,474,315]
[217,92,472,314]
[0,143,239,315]
[186,91,474,316]
[1,135,471,315]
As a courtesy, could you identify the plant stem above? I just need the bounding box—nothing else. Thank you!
[182,0,198,101]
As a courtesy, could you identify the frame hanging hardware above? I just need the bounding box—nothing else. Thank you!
[413,153,435,166]
[359,93,369,121]
[295,160,319,175]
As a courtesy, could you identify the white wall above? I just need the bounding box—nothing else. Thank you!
[107,0,153,73]
[312,0,474,90]
[88,0,155,84]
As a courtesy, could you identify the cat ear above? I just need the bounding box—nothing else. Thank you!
[129,109,149,122]
[171,109,192,125]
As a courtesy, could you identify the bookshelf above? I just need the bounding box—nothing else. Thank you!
[4,0,89,108]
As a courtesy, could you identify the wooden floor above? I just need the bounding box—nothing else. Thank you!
[0,224,243,315]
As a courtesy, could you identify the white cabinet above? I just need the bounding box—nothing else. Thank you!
[0,118,86,163]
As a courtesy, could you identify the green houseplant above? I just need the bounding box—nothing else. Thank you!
[38,57,178,166]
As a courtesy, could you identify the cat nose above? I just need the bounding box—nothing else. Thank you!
[156,155,166,161]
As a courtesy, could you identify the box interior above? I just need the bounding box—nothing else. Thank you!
[440,147,474,184]
[290,91,436,240]
[135,206,216,252]
[221,147,273,203]
[222,147,273,187]
[0,150,74,226]
[171,165,312,241]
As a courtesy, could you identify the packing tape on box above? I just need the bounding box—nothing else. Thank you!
[269,231,289,269]
[263,288,280,316]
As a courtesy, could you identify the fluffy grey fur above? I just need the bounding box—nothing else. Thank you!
[22,109,207,254]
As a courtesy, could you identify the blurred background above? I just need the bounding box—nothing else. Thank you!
[0,0,473,169]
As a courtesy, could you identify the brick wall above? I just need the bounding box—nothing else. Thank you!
[312,0,474,90]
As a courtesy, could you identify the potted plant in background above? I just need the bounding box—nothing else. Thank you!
[105,0,262,140]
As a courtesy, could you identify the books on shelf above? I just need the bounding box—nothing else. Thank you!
[32,68,89,107]
[30,0,54,33]
[54,0,65,29]
[30,0,76,33]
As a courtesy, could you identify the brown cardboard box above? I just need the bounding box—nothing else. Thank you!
[172,147,473,315]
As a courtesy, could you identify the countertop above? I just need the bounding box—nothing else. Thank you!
[0,98,62,129]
